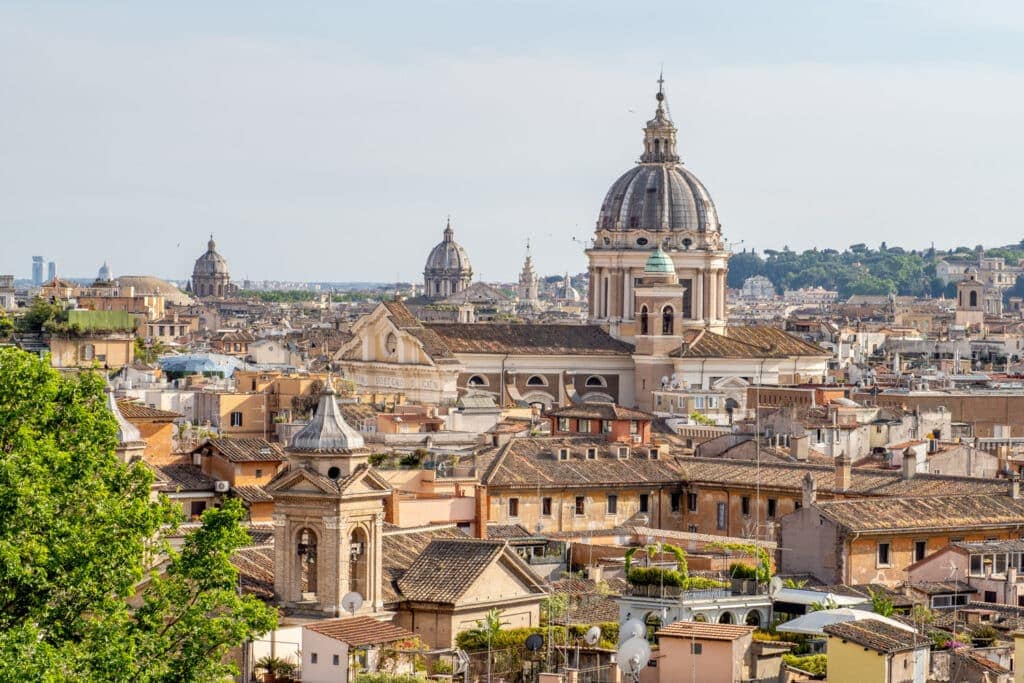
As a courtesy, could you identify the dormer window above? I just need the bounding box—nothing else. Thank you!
[617,446,629,459]
[649,448,659,460]
[586,447,597,460]
[559,448,570,461]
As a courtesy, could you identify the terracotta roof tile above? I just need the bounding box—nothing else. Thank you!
[482,437,681,489]
[155,464,217,492]
[816,494,1024,533]
[381,525,469,604]
[231,545,275,600]
[306,616,416,647]
[198,438,285,463]
[656,621,755,641]
[117,400,183,420]
[396,539,506,603]
[823,620,923,653]
[232,485,273,503]
[426,323,634,356]
[673,326,829,359]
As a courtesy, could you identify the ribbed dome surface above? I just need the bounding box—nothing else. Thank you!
[424,220,472,275]
[645,246,676,274]
[193,237,229,276]
[598,164,719,234]
[288,387,365,452]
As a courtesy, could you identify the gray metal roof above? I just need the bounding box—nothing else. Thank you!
[288,387,365,452]
[598,163,719,234]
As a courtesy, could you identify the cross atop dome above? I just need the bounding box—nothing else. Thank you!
[641,72,679,164]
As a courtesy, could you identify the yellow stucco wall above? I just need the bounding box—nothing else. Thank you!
[826,635,886,683]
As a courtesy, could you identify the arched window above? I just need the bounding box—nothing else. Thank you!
[969,291,978,307]
[527,375,547,387]
[644,611,662,644]
[718,611,734,624]
[467,375,487,387]
[662,306,674,335]
[296,528,318,596]
[639,306,649,335]
[585,375,606,388]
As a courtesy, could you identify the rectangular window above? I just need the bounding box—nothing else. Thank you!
[741,496,750,516]
[914,540,927,563]
[639,493,650,514]
[648,448,659,460]
[877,542,891,567]
[691,643,703,655]
[687,493,698,513]
[670,492,681,512]
[255,468,263,478]
[311,653,318,664]
[508,497,519,518]
[694,396,704,409]
[629,420,638,434]
[332,654,340,666]
[717,502,727,530]
[575,496,585,516]
[558,417,569,432]
[970,554,983,576]
[230,411,243,427]
[579,419,591,433]
[985,590,998,603]
[559,448,569,461]
[687,524,698,533]
[996,553,1008,575]
[190,501,206,519]
[617,446,629,459]
[586,447,597,460]
[602,420,612,434]
[541,497,552,516]
[767,498,778,518]
[607,494,618,514]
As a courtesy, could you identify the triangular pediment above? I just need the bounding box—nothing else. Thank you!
[338,466,392,495]
[264,466,339,495]
[459,549,547,605]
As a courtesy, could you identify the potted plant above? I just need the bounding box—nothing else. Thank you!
[254,655,290,683]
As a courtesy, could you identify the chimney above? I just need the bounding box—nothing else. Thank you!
[802,472,817,508]
[792,434,809,462]
[1013,474,1021,501]
[902,448,916,480]
[835,452,851,492]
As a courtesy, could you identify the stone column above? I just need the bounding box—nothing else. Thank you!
[323,515,343,616]
[373,512,385,609]
[587,267,596,318]
[272,512,289,604]
[718,270,727,320]
[694,270,704,321]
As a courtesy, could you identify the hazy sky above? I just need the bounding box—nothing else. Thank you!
[4,1,1024,283]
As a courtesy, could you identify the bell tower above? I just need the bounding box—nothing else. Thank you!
[267,382,391,616]
[633,247,685,410]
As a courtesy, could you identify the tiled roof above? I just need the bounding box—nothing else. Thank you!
[908,581,976,596]
[548,577,628,596]
[382,301,455,360]
[232,485,273,503]
[485,523,534,539]
[656,621,755,641]
[957,650,1011,675]
[556,595,620,626]
[807,583,913,608]
[426,323,634,356]
[117,400,183,420]
[202,438,284,463]
[396,539,506,604]
[155,464,217,492]
[679,458,1009,498]
[306,616,416,647]
[823,620,923,653]
[232,544,274,600]
[381,525,469,604]
[673,326,829,359]
[546,404,653,421]
[482,437,681,489]
[952,539,1024,553]
[815,495,1024,533]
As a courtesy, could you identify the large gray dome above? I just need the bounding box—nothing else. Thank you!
[193,236,229,276]
[425,220,472,276]
[598,164,719,233]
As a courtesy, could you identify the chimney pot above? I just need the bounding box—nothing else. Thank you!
[902,448,916,480]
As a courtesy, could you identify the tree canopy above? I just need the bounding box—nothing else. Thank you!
[0,347,277,681]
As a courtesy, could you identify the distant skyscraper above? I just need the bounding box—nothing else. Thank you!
[31,256,43,286]
[47,261,56,282]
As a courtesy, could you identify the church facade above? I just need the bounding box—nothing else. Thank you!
[339,78,829,412]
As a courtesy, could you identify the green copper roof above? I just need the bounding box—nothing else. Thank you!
[645,247,675,274]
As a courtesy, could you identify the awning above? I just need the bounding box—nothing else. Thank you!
[776,608,916,636]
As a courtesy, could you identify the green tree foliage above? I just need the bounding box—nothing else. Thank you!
[134,337,168,365]
[868,587,895,617]
[16,296,67,332]
[0,348,277,681]
[782,653,827,676]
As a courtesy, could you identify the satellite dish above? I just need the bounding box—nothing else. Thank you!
[769,576,784,597]
[341,591,363,615]
[616,637,651,676]
[619,618,645,644]
[525,633,544,652]
[584,626,602,646]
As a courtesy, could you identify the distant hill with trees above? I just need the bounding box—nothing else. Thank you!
[727,241,1024,299]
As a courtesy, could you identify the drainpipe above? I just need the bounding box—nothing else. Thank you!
[499,354,509,408]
